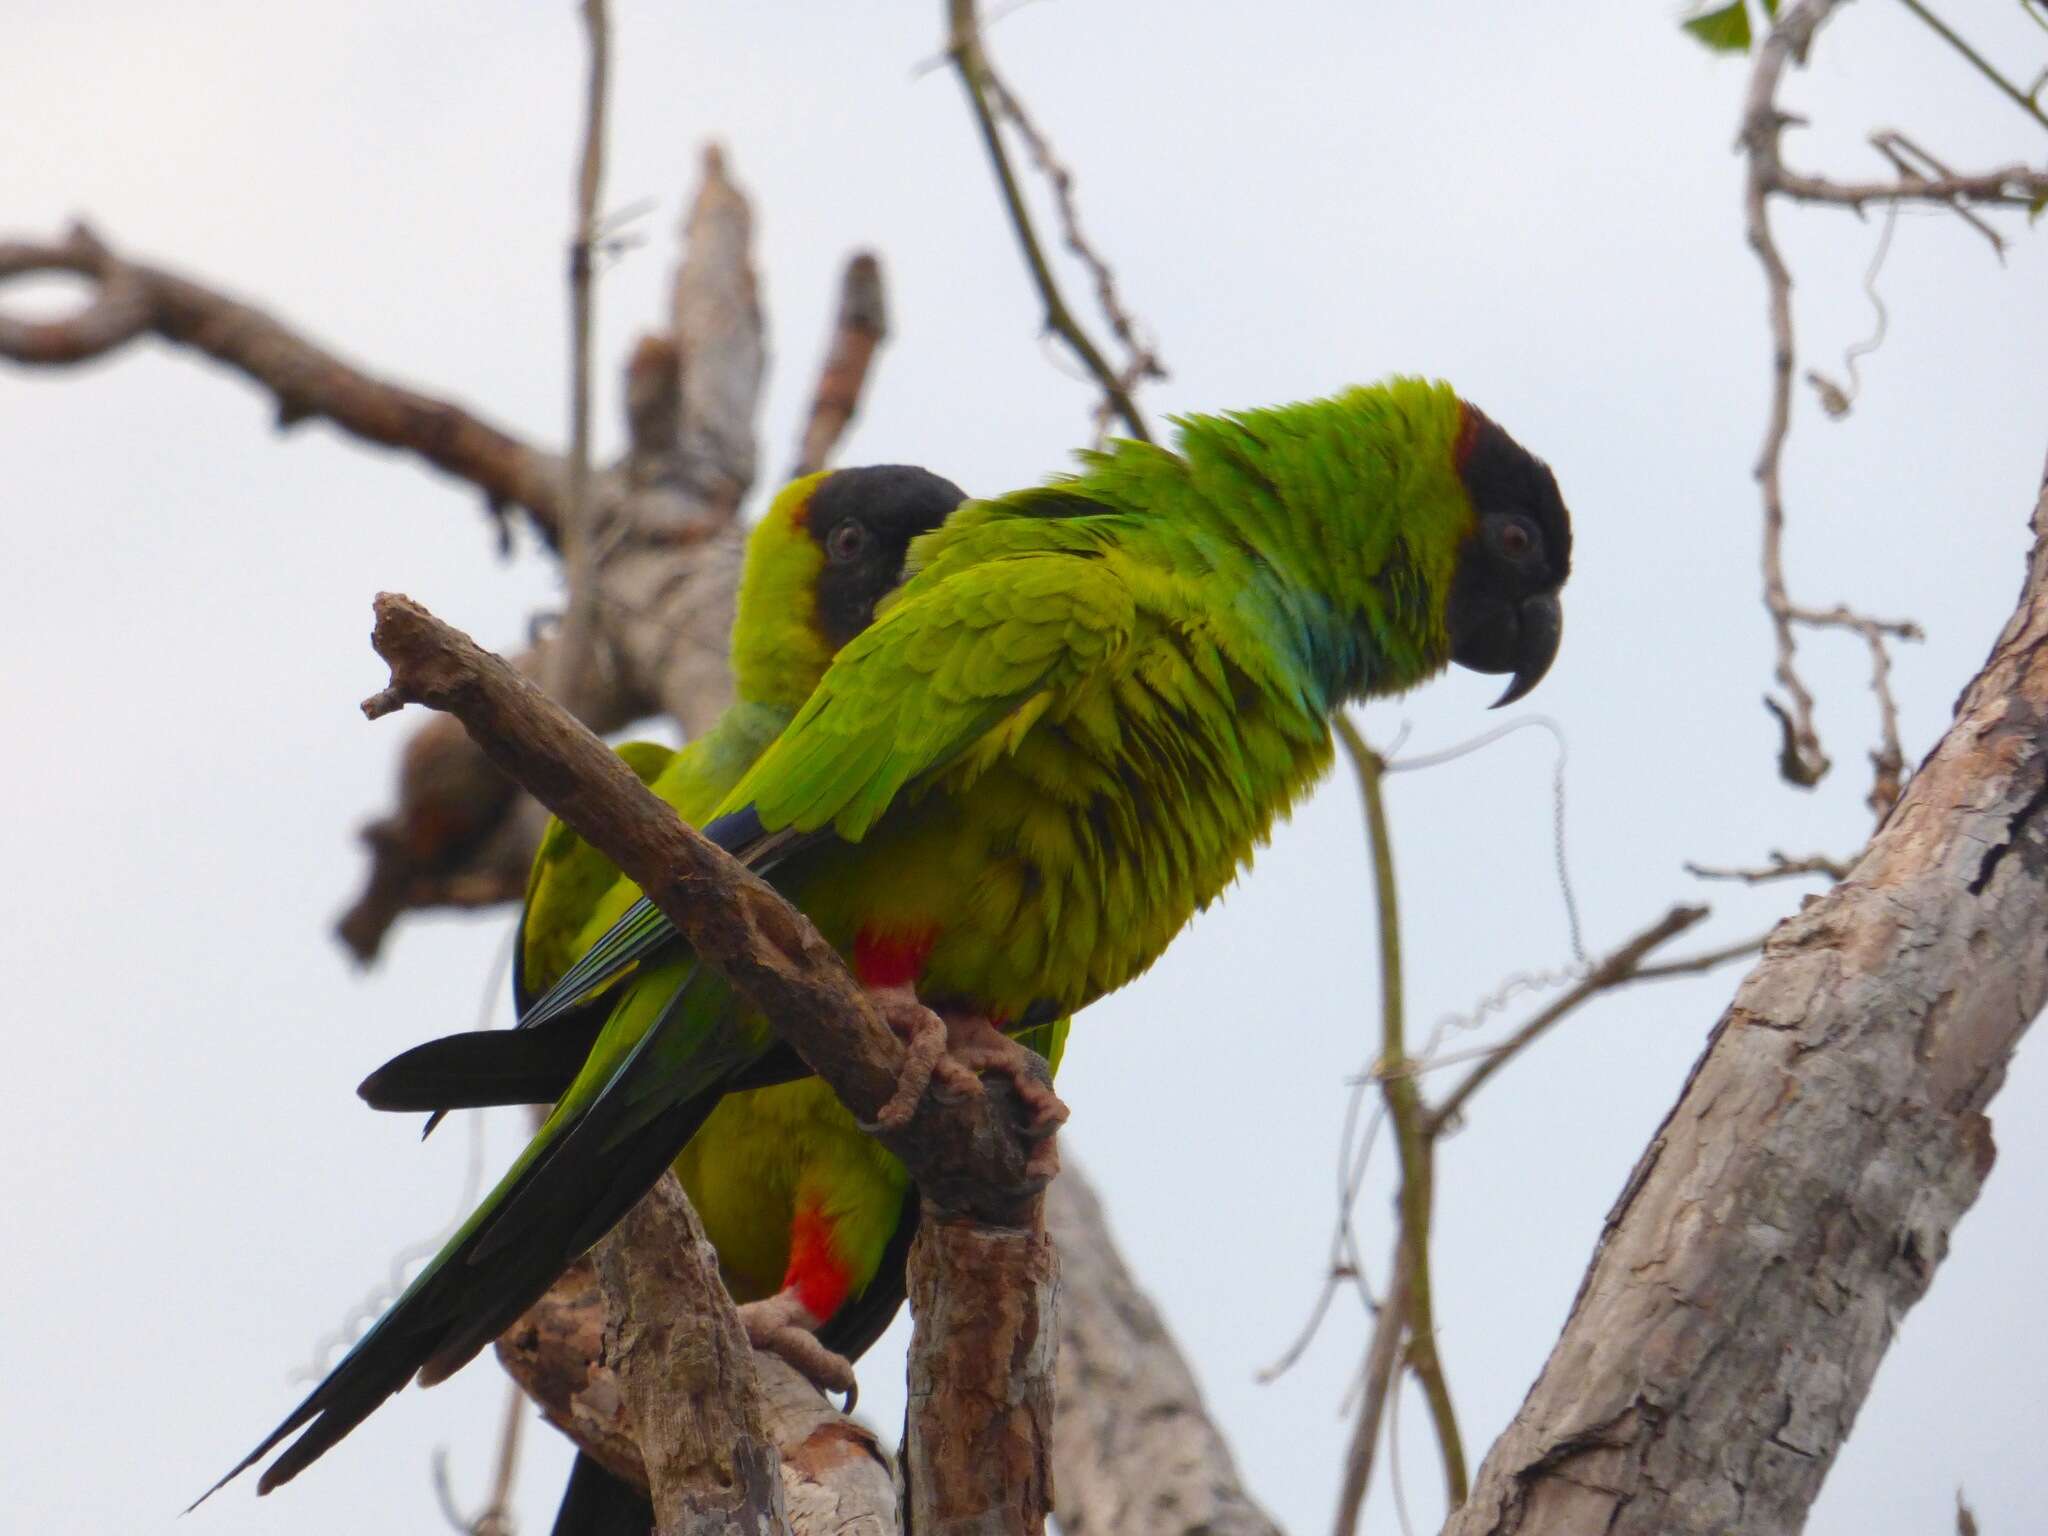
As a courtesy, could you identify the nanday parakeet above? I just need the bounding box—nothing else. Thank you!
[211,376,1570,1501]
[199,462,972,1507]
[367,461,1050,1385]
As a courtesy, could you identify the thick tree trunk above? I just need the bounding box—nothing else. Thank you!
[1446,468,2048,1533]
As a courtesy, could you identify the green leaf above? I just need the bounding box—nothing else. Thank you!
[1683,1,1753,53]
[1760,0,1778,17]
[2029,188,2047,225]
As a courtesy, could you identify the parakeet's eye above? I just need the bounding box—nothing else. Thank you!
[826,520,871,563]
[1490,516,1539,562]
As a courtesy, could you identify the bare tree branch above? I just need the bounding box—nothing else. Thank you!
[905,1212,1058,1536]
[1442,466,2048,1535]
[1424,905,1709,1137]
[1736,0,2048,804]
[1892,0,2048,138]
[975,55,1167,448]
[497,1231,901,1533]
[943,0,1153,444]
[1626,931,1771,982]
[790,252,889,481]
[429,1382,526,1536]
[1685,850,1851,884]
[544,0,614,715]
[1047,1165,1284,1536]
[3,147,779,965]
[594,1177,788,1534]
[0,225,566,537]
[1331,1242,1408,1536]
[1333,718,1465,1512]
[1774,161,2048,209]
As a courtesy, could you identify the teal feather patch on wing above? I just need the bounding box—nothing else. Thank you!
[517,896,674,1030]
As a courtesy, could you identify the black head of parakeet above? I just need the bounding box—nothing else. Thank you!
[808,464,966,645]
[1445,404,1572,706]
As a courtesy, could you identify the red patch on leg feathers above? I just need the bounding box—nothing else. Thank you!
[853,927,937,989]
[785,1205,853,1323]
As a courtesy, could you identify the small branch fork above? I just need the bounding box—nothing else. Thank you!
[943,0,1160,445]
[1740,0,2044,810]
[1318,722,1759,1536]
[363,591,1057,1532]
[1685,848,1851,885]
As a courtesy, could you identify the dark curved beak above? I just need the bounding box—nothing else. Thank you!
[1489,593,1561,708]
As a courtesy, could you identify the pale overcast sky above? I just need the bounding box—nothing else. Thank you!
[6,3,2047,1533]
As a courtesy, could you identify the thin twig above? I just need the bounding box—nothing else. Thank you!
[545,0,612,713]
[1334,717,1467,1512]
[1630,930,1771,982]
[1386,1365,1416,1536]
[1740,0,1955,804]
[1744,0,1841,788]
[1870,133,2009,256]
[1331,1243,1410,1536]
[1860,617,1909,815]
[1426,905,1710,1136]
[431,1382,527,1535]
[1893,0,2048,137]
[979,65,1165,391]
[943,0,1153,442]
[1686,850,1851,884]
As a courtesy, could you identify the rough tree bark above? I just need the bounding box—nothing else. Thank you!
[507,1161,1284,1536]
[1444,464,2048,1533]
[497,1179,899,1534]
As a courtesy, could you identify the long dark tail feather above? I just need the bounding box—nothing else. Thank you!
[199,983,745,1503]
[551,1452,654,1536]
[203,814,836,1507]
[516,806,826,1034]
[357,1016,606,1115]
[359,1029,812,1124]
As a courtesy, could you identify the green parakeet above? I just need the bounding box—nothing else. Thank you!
[378,461,983,1536]
[366,460,1029,1380]
[210,376,1570,1502]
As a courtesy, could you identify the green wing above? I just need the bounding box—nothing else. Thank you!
[721,553,1137,842]
[518,555,1134,1035]
[516,739,676,1009]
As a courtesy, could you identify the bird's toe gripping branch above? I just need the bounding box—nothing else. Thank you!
[734,1290,859,1407]
[864,984,987,1130]
[940,1014,1068,1184]
[862,985,1067,1183]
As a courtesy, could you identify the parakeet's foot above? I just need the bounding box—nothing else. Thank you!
[940,1014,1069,1180]
[866,983,986,1131]
[736,1289,859,1405]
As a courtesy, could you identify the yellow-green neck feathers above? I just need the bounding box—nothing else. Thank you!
[732,472,836,714]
